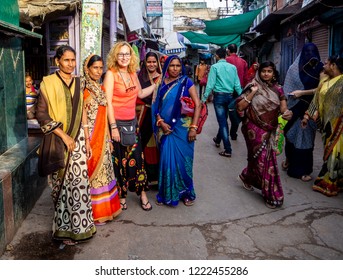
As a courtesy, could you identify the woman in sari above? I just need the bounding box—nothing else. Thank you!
[104,41,156,211]
[137,52,162,185]
[82,54,121,225]
[152,55,201,207]
[283,43,323,181]
[36,45,96,245]
[302,55,343,196]
[236,61,292,209]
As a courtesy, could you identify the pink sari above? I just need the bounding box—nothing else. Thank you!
[238,75,286,207]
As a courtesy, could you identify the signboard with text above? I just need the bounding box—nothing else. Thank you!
[147,0,163,17]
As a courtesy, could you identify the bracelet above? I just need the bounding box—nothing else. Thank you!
[83,124,89,128]
[244,96,251,104]
[189,124,198,129]
[110,124,118,129]
[156,119,164,127]
[107,139,113,143]
[85,137,90,141]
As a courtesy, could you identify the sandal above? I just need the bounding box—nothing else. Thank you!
[140,197,152,211]
[301,175,312,182]
[281,160,289,170]
[183,198,195,206]
[265,202,277,209]
[219,151,231,157]
[120,200,127,211]
[238,175,254,191]
[155,200,164,206]
[213,137,220,148]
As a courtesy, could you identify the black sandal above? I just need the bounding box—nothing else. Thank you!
[140,197,152,211]
[120,201,127,211]
[219,151,231,157]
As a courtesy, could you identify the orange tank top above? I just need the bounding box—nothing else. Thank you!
[110,69,138,120]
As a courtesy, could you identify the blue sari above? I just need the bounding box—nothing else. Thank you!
[152,55,196,206]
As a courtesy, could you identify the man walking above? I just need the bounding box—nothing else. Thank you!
[201,48,241,157]
[226,44,248,140]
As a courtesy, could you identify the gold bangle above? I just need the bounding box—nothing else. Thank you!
[157,119,164,127]
[83,124,89,128]
[189,124,198,129]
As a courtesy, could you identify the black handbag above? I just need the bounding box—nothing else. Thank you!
[116,119,137,146]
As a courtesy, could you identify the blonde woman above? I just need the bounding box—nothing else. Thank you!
[103,42,156,211]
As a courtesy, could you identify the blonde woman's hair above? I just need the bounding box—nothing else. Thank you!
[106,41,139,73]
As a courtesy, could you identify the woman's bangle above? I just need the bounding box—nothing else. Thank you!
[111,127,118,130]
[107,139,113,143]
[85,137,90,141]
[83,124,89,128]
[189,124,198,131]
[157,119,164,127]
[110,123,117,129]
[244,96,251,104]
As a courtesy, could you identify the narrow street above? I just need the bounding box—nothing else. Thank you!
[1,101,343,260]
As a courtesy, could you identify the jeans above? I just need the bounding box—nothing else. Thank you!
[213,92,234,153]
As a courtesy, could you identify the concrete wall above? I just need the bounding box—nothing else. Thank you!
[0,137,47,255]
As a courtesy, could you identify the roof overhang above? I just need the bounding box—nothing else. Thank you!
[281,0,341,25]
[254,3,302,34]
[18,0,80,25]
[0,19,42,39]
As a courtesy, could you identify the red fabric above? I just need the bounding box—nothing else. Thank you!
[226,54,248,87]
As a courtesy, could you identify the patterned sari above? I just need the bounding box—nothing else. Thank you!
[82,57,121,223]
[37,72,96,242]
[152,55,196,206]
[237,74,286,207]
[308,74,343,196]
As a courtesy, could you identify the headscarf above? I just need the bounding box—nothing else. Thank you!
[283,43,323,108]
[152,55,187,133]
[138,51,162,89]
[81,54,107,106]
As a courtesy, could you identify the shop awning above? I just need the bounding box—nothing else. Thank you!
[203,7,264,36]
[159,32,187,56]
[254,3,302,33]
[181,31,241,47]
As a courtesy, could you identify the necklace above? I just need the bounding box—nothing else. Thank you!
[119,71,131,86]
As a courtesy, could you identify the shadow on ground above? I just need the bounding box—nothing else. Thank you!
[4,232,78,260]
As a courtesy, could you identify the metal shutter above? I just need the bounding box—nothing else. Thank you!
[312,25,329,62]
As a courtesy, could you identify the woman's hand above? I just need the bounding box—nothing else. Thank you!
[111,127,120,143]
[160,122,172,135]
[85,140,92,159]
[289,90,302,98]
[108,141,114,153]
[282,109,293,121]
[188,128,197,142]
[62,134,76,152]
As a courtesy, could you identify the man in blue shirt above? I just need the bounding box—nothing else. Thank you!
[201,48,242,157]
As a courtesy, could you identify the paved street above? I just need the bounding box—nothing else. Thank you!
[1,101,343,260]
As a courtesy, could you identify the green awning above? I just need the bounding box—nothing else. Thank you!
[204,7,264,36]
[181,31,241,47]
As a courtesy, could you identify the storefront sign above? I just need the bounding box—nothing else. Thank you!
[147,0,163,17]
